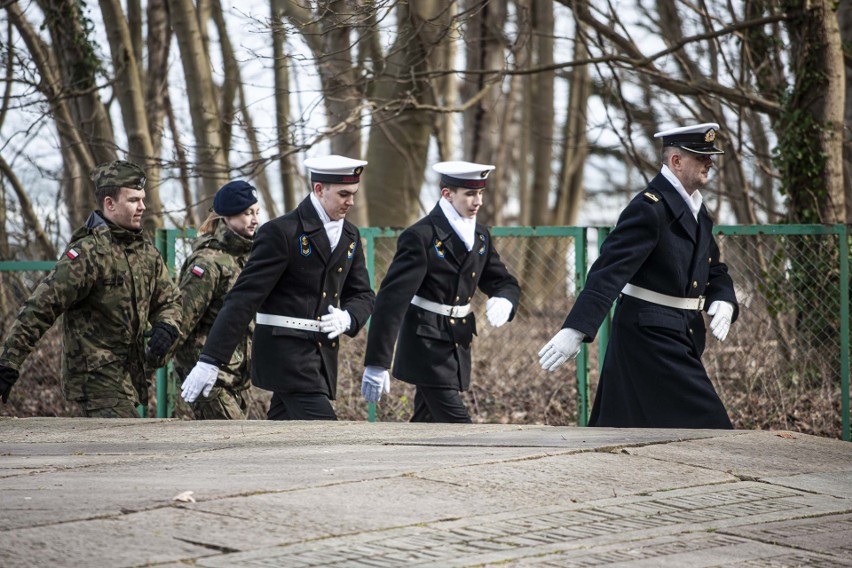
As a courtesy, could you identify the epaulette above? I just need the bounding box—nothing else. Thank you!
[642,192,660,203]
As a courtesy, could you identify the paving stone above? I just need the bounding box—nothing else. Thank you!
[193,482,850,567]
[762,470,852,499]
[627,430,852,477]
[721,512,852,560]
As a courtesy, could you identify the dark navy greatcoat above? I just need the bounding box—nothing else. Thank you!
[564,173,738,428]
[203,196,375,399]
[365,204,521,391]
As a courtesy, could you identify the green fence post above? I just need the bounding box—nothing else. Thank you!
[575,228,590,426]
[154,229,170,418]
[363,228,378,423]
[838,224,850,442]
[595,227,613,382]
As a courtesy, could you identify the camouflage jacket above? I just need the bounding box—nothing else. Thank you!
[173,222,253,390]
[0,211,182,403]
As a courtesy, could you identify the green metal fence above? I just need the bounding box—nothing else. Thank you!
[0,224,848,440]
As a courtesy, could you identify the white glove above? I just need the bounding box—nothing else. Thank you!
[361,366,391,403]
[538,328,584,372]
[707,300,734,342]
[181,361,219,403]
[320,305,351,339]
[486,297,513,328]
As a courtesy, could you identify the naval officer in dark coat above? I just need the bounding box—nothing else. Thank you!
[538,122,738,429]
[362,161,521,423]
[181,155,376,420]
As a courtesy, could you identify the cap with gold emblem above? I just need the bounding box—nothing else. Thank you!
[433,161,496,190]
[653,122,724,155]
[90,160,147,191]
[304,155,368,185]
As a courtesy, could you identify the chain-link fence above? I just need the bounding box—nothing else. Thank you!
[1,225,849,440]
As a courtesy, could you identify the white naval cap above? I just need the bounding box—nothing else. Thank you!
[432,161,496,189]
[304,154,368,184]
[653,122,724,155]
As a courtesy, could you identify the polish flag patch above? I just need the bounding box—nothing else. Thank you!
[191,265,205,278]
[66,248,80,260]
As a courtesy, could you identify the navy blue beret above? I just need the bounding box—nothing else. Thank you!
[213,180,258,216]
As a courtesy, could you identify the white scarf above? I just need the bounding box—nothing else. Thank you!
[438,196,476,251]
[661,164,702,221]
[310,192,344,251]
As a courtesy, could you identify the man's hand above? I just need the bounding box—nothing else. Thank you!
[538,328,584,372]
[180,361,219,403]
[361,366,391,403]
[320,306,351,339]
[0,365,19,403]
[707,301,734,342]
[486,297,513,328]
[145,322,179,361]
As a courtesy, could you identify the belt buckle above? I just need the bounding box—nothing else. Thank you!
[450,305,463,317]
[697,296,706,311]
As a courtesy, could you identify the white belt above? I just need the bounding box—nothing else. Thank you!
[256,313,321,332]
[411,295,472,318]
[621,283,705,310]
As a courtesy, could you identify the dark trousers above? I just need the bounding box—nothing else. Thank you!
[267,392,337,421]
[410,385,472,423]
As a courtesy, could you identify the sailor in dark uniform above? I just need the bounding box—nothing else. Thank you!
[181,155,376,420]
[538,122,738,429]
[362,161,521,423]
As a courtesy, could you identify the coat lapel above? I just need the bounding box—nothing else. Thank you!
[297,196,330,263]
[329,221,358,266]
[650,174,698,243]
[429,205,466,266]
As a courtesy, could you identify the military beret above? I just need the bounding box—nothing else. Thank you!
[213,180,258,216]
[90,160,147,191]
[433,161,495,190]
[304,155,367,185]
[654,122,724,155]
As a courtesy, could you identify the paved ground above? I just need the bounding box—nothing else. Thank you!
[1,418,850,567]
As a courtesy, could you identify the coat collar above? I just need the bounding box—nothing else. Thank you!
[296,195,358,263]
[648,173,699,243]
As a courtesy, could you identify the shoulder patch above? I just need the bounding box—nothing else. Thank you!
[643,192,660,203]
[190,265,205,278]
[65,248,80,260]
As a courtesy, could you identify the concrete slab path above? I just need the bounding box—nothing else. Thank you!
[1,418,850,567]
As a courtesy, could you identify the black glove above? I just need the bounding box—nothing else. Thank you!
[0,365,19,404]
[145,322,180,360]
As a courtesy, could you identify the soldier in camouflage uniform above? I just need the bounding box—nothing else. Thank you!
[173,180,259,419]
[0,160,182,417]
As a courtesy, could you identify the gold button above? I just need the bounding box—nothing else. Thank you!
[462,319,467,324]
[708,257,712,263]
[455,296,460,302]
[334,293,338,298]
[692,281,698,288]
[689,328,693,335]
[450,319,456,325]
[472,272,476,277]
[323,292,327,298]
[331,342,337,348]
[317,342,322,347]
[337,267,343,273]
[316,317,321,320]
[468,296,472,302]
[455,342,459,347]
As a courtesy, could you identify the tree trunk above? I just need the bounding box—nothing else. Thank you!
[168,0,229,213]
[461,0,506,225]
[99,0,163,230]
[554,24,590,226]
[364,1,449,227]
[35,0,117,166]
[146,0,172,159]
[271,0,298,212]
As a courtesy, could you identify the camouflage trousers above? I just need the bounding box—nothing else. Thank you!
[78,397,141,418]
[191,386,251,420]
